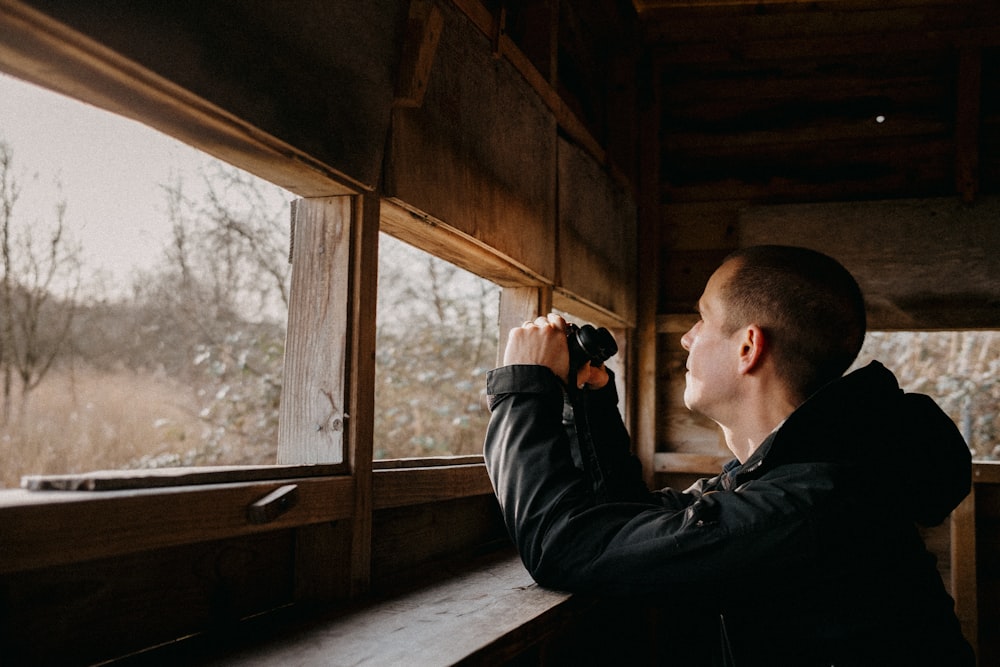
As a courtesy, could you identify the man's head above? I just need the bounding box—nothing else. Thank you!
[716,245,866,400]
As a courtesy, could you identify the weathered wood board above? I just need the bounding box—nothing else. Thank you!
[741,196,1000,329]
[558,136,637,324]
[385,0,557,283]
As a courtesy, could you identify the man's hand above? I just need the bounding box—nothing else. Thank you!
[503,313,609,390]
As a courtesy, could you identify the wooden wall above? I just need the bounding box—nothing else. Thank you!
[0,1,640,663]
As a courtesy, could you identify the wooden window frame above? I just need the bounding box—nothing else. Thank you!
[0,3,515,586]
[0,2,633,598]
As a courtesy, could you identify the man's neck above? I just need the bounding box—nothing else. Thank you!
[721,395,798,463]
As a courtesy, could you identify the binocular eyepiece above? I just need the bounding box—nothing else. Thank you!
[566,322,618,371]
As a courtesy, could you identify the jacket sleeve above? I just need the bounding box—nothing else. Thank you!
[483,364,829,595]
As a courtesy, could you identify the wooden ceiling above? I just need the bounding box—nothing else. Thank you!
[632,0,1000,205]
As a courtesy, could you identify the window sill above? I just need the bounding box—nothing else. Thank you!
[0,473,354,574]
[117,549,584,666]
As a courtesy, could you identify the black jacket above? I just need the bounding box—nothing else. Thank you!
[484,361,974,665]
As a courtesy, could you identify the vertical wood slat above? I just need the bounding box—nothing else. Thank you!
[278,197,353,465]
[635,56,662,488]
[951,488,979,656]
[345,193,380,597]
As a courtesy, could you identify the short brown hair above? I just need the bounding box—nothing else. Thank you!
[720,245,866,399]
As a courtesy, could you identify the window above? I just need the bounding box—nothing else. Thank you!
[0,73,292,487]
[853,330,999,460]
[374,234,500,459]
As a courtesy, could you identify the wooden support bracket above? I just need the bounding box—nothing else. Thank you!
[394,0,444,108]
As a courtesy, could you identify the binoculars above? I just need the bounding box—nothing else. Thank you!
[565,322,618,370]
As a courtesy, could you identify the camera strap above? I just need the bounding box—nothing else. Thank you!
[566,385,609,504]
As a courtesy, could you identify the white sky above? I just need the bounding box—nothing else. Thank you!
[0,72,240,293]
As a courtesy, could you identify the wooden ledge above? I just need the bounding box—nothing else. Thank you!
[120,550,584,666]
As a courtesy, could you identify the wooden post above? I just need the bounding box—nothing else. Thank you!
[951,486,979,656]
[635,55,661,488]
[344,193,380,597]
[281,194,378,600]
[279,197,353,465]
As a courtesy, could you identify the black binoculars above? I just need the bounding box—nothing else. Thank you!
[565,322,618,371]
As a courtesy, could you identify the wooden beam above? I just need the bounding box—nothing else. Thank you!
[394,0,444,108]
[373,464,493,510]
[635,56,662,488]
[345,193,381,597]
[0,477,355,574]
[0,0,362,197]
[449,0,609,168]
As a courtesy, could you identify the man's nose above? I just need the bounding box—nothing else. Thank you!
[681,329,692,351]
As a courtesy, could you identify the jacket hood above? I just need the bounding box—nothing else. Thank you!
[758,361,971,526]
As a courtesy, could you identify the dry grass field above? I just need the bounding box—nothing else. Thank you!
[0,367,243,488]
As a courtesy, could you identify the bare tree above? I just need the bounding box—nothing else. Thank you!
[0,141,82,421]
[120,163,291,465]
[374,234,499,459]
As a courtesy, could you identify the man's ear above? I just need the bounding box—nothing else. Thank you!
[737,324,766,374]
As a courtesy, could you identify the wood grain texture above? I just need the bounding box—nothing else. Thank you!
[0,476,354,574]
[0,0,371,196]
[385,0,557,282]
[740,196,1000,329]
[202,552,574,666]
[278,197,353,465]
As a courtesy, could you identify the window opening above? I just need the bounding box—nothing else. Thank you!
[0,73,292,488]
[374,234,500,459]
[852,330,999,461]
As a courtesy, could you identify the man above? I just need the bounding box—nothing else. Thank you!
[484,245,973,665]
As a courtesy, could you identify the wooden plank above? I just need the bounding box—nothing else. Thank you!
[642,2,985,43]
[20,464,344,491]
[371,496,508,589]
[0,476,355,574]
[2,529,297,665]
[379,198,547,288]
[212,552,576,666]
[951,491,979,653]
[557,136,637,324]
[0,0,363,197]
[373,464,493,510]
[278,197,352,465]
[373,455,484,470]
[449,0,609,168]
[636,62,662,487]
[394,0,444,108]
[385,0,558,283]
[295,522,353,604]
[665,117,951,152]
[740,196,1000,329]
[974,462,1000,484]
[662,202,741,252]
[344,193,381,598]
